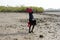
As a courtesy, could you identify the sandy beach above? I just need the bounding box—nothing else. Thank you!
[0,12,60,40]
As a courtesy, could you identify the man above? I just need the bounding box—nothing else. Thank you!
[26,8,36,33]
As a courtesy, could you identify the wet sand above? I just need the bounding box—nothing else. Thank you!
[0,12,60,40]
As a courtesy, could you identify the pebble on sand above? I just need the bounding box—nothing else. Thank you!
[39,35,44,38]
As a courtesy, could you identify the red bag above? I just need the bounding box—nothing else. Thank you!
[27,21,31,27]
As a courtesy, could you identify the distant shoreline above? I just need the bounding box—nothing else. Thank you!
[0,12,60,17]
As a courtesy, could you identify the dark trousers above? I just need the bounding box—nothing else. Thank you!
[29,24,35,33]
[29,19,36,33]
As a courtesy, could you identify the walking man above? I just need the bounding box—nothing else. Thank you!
[26,8,36,33]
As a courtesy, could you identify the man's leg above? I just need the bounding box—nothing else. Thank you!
[29,25,31,33]
[31,25,35,33]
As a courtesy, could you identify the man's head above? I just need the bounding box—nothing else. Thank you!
[26,7,33,13]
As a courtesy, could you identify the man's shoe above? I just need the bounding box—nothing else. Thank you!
[31,31,34,33]
[29,31,31,33]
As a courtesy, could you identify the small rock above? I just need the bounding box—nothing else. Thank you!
[45,23,48,25]
[14,38,18,40]
[39,35,44,38]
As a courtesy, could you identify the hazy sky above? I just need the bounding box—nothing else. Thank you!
[0,0,60,9]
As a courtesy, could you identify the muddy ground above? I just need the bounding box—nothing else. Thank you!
[0,12,60,40]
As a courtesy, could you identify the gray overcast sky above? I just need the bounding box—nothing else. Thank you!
[0,0,60,9]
